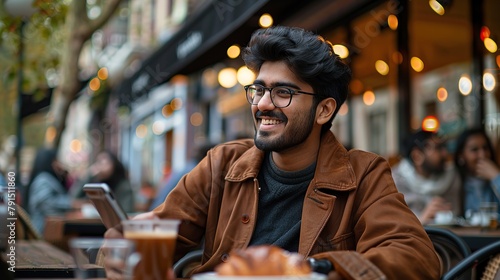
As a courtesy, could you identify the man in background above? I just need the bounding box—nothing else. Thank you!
[392,130,461,224]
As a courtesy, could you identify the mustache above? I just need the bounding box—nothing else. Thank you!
[255,110,287,121]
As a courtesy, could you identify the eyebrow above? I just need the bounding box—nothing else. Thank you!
[253,79,302,90]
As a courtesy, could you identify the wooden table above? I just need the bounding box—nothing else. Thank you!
[2,240,76,278]
[448,226,500,251]
[44,212,107,252]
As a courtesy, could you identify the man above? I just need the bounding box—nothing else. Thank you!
[392,130,461,224]
[107,26,440,279]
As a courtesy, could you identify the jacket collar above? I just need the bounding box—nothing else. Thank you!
[225,131,357,192]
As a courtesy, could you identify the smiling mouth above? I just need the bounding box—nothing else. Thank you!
[260,119,283,125]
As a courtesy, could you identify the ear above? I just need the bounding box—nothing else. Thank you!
[316,98,337,125]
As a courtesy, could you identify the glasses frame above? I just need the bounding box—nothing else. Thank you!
[244,84,322,108]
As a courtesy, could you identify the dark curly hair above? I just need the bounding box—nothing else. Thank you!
[242,26,352,134]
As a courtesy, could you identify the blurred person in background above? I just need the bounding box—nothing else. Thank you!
[72,150,135,213]
[392,130,462,224]
[454,127,500,217]
[25,148,73,233]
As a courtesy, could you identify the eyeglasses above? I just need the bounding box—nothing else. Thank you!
[244,84,321,108]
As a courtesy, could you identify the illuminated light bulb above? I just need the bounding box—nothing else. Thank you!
[411,57,424,72]
[237,66,255,86]
[190,112,203,126]
[392,52,403,64]
[89,77,101,91]
[387,14,398,30]
[97,67,108,80]
[429,0,445,15]
[375,60,389,75]
[136,124,147,138]
[436,87,448,102]
[484,38,498,53]
[202,68,218,87]
[363,90,375,106]
[227,45,240,59]
[171,97,183,110]
[480,26,491,41]
[422,116,439,132]
[338,103,349,116]
[350,79,364,95]
[259,13,273,28]
[162,104,173,117]
[70,139,82,153]
[483,73,496,91]
[333,44,349,58]
[152,121,164,135]
[459,75,472,96]
[496,55,500,68]
[218,68,237,88]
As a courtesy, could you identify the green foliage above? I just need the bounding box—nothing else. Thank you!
[0,0,68,143]
[0,0,68,92]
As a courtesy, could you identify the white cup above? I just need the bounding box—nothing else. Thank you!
[81,203,99,218]
[434,211,454,225]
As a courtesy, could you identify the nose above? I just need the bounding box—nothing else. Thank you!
[257,89,276,111]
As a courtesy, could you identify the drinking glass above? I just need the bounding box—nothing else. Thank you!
[122,219,180,280]
[479,202,498,230]
[69,237,139,280]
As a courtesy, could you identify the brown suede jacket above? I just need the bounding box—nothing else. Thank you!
[153,132,441,279]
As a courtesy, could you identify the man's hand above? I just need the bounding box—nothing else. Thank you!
[104,211,159,239]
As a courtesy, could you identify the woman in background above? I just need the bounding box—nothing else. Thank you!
[454,127,500,217]
[25,148,73,233]
[73,150,135,213]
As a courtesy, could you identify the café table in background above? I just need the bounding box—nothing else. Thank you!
[427,224,500,252]
[44,211,106,252]
[448,226,500,252]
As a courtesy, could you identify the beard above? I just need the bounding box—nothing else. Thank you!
[254,104,317,152]
[422,158,446,176]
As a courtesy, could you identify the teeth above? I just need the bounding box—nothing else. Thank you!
[261,119,282,125]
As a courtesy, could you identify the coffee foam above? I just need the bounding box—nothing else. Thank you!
[124,231,177,239]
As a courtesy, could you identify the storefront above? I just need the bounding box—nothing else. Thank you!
[115,0,500,186]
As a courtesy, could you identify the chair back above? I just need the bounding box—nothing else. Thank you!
[16,206,42,240]
[425,227,472,277]
[442,240,500,280]
[173,249,203,278]
[482,254,500,280]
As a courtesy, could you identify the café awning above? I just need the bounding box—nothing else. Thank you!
[116,0,270,106]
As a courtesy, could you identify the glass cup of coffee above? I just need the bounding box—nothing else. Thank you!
[122,219,180,280]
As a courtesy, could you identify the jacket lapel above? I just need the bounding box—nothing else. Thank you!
[299,132,357,256]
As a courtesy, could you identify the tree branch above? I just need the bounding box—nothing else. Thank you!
[85,0,123,38]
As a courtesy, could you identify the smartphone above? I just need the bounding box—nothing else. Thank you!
[83,183,128,229]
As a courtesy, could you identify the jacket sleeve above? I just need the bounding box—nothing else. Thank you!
[152,152,215,262]
[314,155,441,280]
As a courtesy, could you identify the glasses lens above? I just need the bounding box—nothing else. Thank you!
[246,85,263,104]
[271,87,292,108]
[245,85,293,108]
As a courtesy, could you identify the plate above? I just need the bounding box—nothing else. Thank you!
[192,272,327,280]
